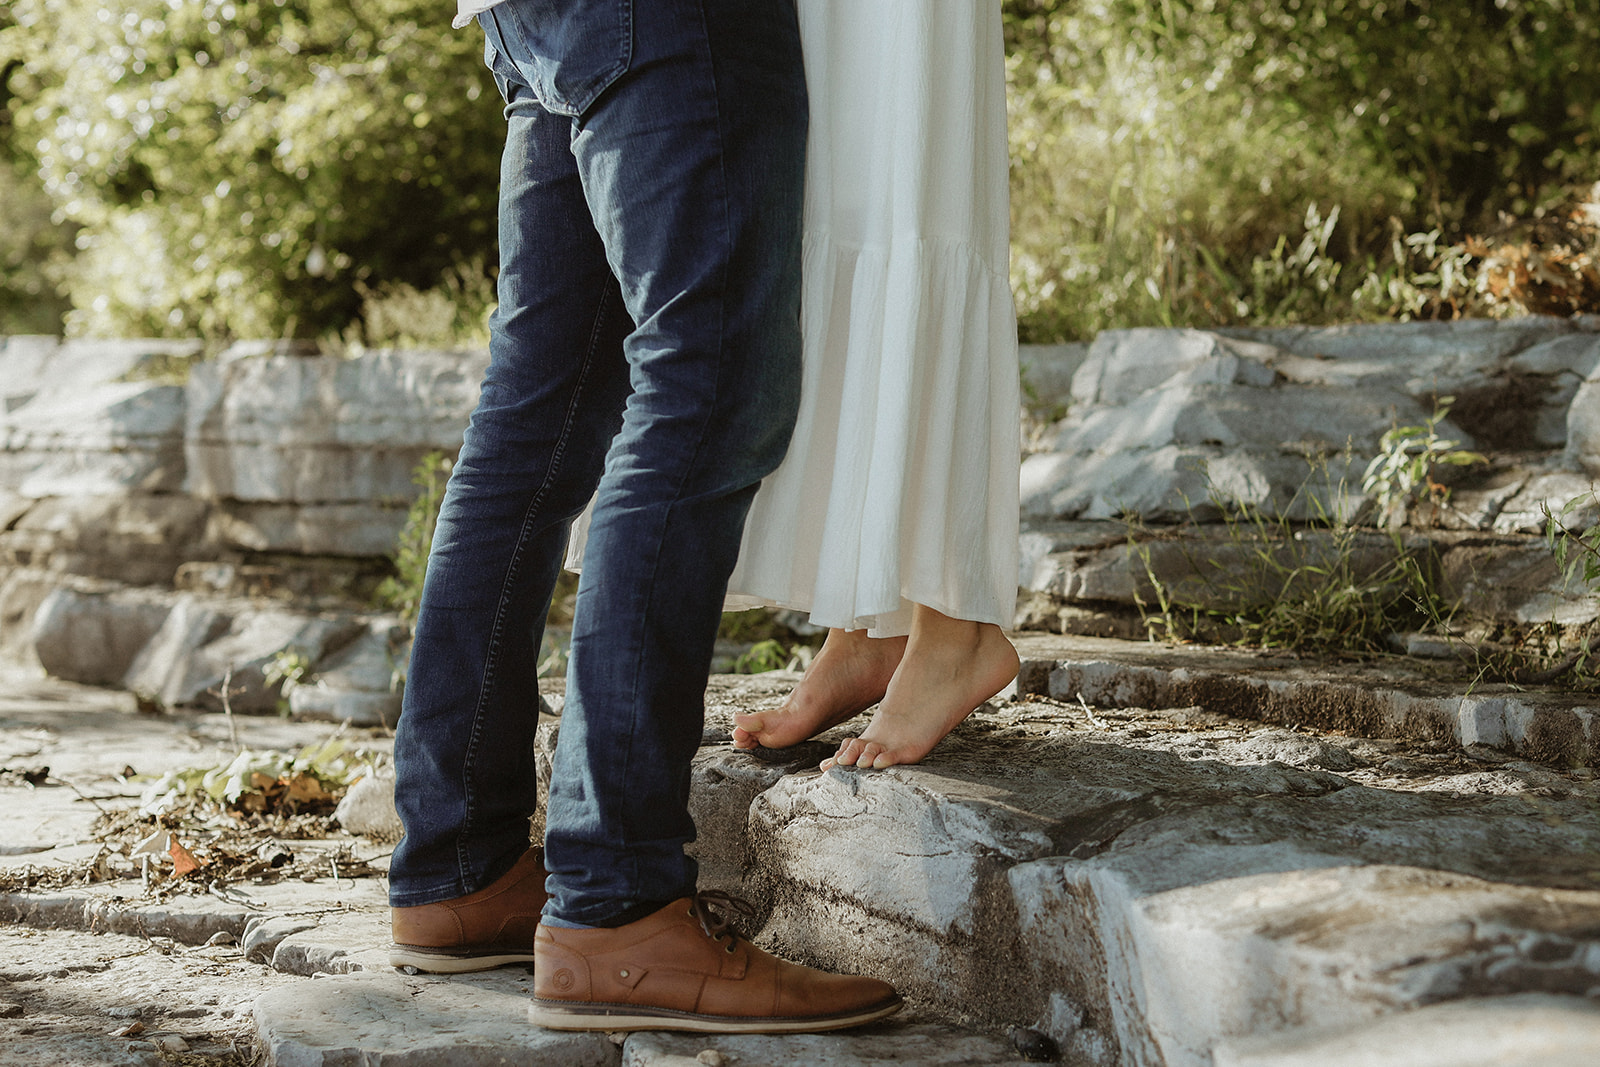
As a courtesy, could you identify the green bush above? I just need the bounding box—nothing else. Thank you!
[0,0,502,339]
[1003,0,1600,340]
[7,0,1598,342]
[0,27,74,335]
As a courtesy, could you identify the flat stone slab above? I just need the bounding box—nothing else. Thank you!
[6,670,1600,1066]
[252,970,621,1067]
[0,921,302,1067]
[735,675,1600,1063]
[1212,994,1600,1067]
[622,1024,1039,1065]
[1011,633,1600,766]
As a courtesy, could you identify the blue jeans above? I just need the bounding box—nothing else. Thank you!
[389,0,807,924]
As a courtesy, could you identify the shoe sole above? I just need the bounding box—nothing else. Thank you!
[528,994,904,1034]
[388,945,538,974]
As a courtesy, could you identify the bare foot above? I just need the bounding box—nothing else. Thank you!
[823,608,1018,771]
[731,628,907,751]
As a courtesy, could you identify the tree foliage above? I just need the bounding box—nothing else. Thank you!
[2,0,1598,340]
[1003,0,1600,339]
[0,0,502,338]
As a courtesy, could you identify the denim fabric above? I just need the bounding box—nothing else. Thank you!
[388,0,807,924]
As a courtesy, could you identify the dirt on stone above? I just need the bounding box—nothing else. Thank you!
[0,924,294,1066]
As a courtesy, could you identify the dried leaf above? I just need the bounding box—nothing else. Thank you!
[285,773,334,806]
[168,838,203,877]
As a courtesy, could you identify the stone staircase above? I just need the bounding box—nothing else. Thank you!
[3,644,1598,1063]
[4,323,1600,1063]
[235,641,1600,1066]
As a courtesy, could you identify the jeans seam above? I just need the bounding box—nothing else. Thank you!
[456,278,619,889]
[610,0,732,906]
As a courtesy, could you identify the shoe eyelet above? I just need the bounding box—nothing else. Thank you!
[724,943,736,954]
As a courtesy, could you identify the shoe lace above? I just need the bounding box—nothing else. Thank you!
[688,890,757,949]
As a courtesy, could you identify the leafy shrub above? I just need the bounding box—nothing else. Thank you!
[1132,460,1452,655]
[1361,398,1488,529]
[0,23,74,334]
[0,0,502,339]
[1003,0,1600,340]
[376,451,452,627]
[1353,184,1600,321]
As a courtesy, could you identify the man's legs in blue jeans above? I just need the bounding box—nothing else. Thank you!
[389,1,903,1028]
[391,0,803,922]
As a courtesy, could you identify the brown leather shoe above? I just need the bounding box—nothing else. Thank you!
[528,892,902,1033]
[389,847,550,973]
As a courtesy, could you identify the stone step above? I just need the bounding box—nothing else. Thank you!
[665,671,1600,1066]
[1010,633,1599,765]
[1016,519,1600,639]
[5,668,1599,1064]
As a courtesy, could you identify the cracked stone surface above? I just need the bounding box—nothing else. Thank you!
[6,666,1600,1065]
[252,970,619,1067]
[1210,994,1600,1067]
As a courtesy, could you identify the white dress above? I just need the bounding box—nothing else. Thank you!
[722,0,1020,638]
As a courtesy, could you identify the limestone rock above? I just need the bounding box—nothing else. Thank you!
[1070,329,1280,409]
[1210,994,1600,1067]
[269,910,393,977]
[684,746,818,899]
[1567,366,1600,476]
[1,382,187,498]
[29,582,174,687]
[287,620,405,726]
[1222,318,1573,396]
[120,597,365,712]
[242,915,321,963]
[203,500,409,557]
[1490,468,1599,535]
[1221,729,1356,771]
[622,1025,1038,1066]
[0,338,202,401]
[1438,538,1600,627]
[3,493,209,584]
[332,769,402,841]
[1020,342,1090,412]
[1009,834,1600,1066]
[184,349,487,505]
[1043,652,1598,766]
[1508,334,1600,449]
[251,970,620,1067]
[1021,523,1406,612]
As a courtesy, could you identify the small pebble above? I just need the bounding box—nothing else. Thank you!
[152,1035,191,1053]
[1009,1027,1060,1062]
[205,931,236,946]
[105,1006,142,1019]
[696,1050,728,1067]
[111,1021,146,1038]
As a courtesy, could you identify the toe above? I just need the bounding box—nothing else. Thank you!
[859,742,889,769]
[833,737,863,766]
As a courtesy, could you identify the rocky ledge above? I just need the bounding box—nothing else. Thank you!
[5,661,1598,1065]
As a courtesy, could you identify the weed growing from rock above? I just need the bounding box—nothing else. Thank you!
[376,451,452,629]
[1131,457,1455,656]
[1361,397,1488,529]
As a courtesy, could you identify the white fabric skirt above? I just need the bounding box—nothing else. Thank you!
[722,0,1020,637]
